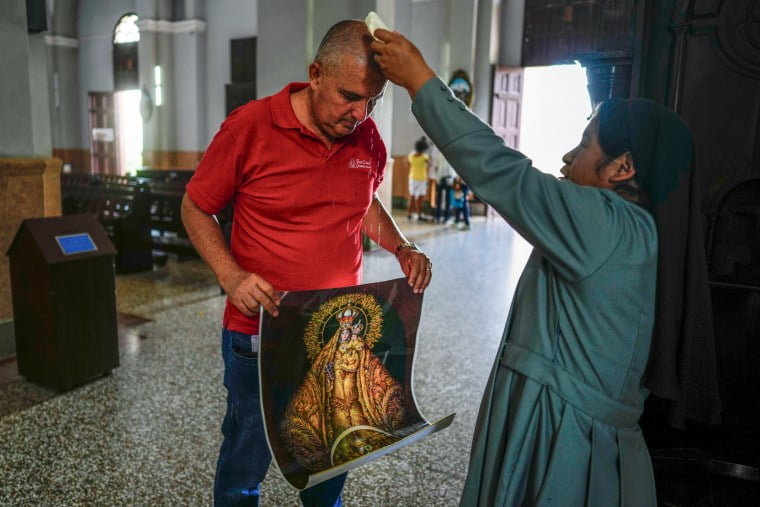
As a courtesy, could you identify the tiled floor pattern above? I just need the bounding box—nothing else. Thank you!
[0,213,531,505]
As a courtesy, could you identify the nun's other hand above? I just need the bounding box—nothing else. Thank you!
[370,29,436,98]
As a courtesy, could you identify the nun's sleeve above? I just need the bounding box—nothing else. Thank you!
[411,77,628,281]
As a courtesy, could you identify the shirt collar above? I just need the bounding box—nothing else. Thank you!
[271,82,309,130]
[270,81,370,144]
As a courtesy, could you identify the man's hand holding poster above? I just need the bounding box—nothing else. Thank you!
[259,277,455,490]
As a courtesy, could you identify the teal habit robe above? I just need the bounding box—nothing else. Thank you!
[412,78,658,506]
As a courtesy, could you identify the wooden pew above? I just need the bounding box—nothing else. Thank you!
[61,170,234,271]
[135,170,196,257]
[60,174,153,273]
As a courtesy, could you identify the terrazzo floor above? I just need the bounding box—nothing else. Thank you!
[0,212,532,506]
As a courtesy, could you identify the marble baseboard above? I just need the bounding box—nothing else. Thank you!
[142,150,204,170]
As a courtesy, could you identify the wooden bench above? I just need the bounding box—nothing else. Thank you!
[61,174,153,273]
[136,174,194,255]
[62,170,236,270]
[136,169,233,252]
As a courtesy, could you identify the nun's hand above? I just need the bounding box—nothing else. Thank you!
[371,29,436,98]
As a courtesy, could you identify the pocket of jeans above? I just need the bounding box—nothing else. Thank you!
[227,331,258,366]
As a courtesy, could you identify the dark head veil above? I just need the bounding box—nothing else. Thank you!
[598,99,722,427]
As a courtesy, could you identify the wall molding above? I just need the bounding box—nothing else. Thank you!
[142,150,204,169]
[137,19,207,34]
[44,34,79,48]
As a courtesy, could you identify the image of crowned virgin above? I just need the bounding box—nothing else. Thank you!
[280,293,411,471]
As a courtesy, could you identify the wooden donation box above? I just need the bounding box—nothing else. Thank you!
[6,215,119,391]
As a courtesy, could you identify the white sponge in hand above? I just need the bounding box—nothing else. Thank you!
[365,11,389,41]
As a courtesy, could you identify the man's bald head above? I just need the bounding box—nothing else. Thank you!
[314,20,381,76]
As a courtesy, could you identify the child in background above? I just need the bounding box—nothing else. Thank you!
[407,137,430,221]
[450,177,471,230]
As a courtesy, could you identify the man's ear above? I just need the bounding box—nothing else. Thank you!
[308,62,322,89]
[608,151,636,184]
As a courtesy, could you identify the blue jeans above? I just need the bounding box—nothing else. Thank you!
[452,186,471,226]
[435,179,453,223]
[215,328,347,506]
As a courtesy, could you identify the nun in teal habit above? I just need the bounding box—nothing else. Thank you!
[371,29,713,506]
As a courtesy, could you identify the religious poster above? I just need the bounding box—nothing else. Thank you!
[259,277,455,490]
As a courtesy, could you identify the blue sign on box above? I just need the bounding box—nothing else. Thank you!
[55,233,97,255]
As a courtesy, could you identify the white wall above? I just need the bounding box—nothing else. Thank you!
[76,0,230,153]
[472,0,494,121]
[174,30,207,150]
[70,0,501,159]
[389,0,413,155]
[255,0,308,101]
[391,0,469,156]
[498,0,524,67]
[29,34,53,156]
[447,0,477,77]
[77,0,137,148]
[0,0,52,157]
[46,0,82,151]
[48,0,78,37]
[47,44,82,149]
[205,0,258,142]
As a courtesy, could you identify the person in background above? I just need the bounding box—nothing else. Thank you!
[450,177,471,231]
[431,145,456,224]
[182,20,432,507]
[372,27,701,506]
[407,136,431,221]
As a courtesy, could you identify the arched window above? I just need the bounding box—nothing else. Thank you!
[114,14,140,44]
[113,14,139,90]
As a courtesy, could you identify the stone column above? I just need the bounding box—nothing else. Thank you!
[0,0,51,157]
[138,6,208,169]
[48,0,85,172]
[0,159,62,358]
[0,0,61,358]
[472,0,494,122]
[373,0,396,213]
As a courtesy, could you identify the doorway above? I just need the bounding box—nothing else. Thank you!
[114,90,143,175]
[88,92,117,175]
[112,13,142,175]
[519,64,591,176]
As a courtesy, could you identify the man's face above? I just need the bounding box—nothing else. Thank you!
[308,56,387,140]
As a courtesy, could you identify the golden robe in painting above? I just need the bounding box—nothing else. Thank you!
[281,310,409,471]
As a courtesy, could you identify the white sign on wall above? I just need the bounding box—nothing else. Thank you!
[91,128,115,142]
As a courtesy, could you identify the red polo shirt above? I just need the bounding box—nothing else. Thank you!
[186,82,387,334]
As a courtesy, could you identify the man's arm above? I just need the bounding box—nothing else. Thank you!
[361,195,432,293]
[181,193,279,316]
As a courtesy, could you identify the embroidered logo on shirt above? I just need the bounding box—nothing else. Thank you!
[349,158,372,169]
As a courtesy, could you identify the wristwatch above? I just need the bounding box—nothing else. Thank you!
[395,242,420,258]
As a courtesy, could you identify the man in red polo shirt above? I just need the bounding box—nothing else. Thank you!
[181,20,431,507]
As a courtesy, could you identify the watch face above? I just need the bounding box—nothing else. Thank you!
[395,242,417,257]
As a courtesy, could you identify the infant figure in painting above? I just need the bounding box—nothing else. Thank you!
[332,313,368,430]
